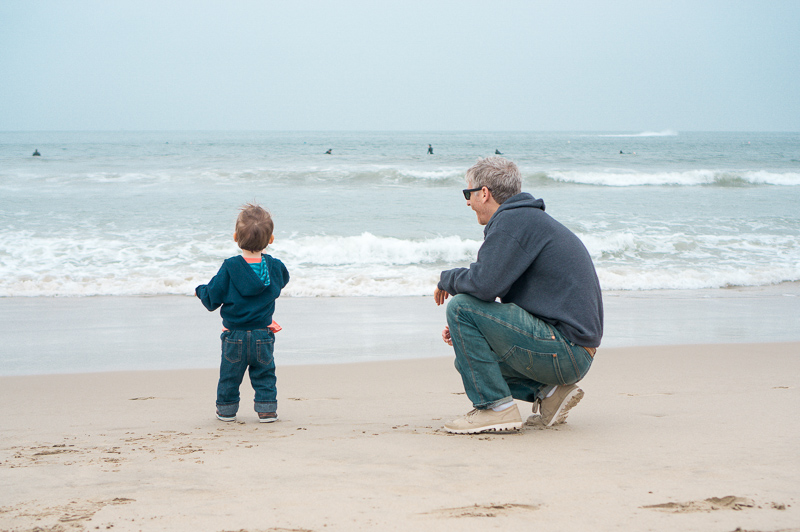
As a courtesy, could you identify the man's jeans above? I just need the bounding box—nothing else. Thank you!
[216,329,277,416]
[446,294,594,409]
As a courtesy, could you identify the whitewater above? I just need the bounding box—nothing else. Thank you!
[1,130,798,297]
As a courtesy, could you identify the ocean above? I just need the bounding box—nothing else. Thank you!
[1,130,799,298]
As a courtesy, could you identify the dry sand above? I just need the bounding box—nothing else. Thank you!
[2,342,799,531]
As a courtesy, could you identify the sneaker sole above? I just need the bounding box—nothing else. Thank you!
[216,414,236,422]
[258,417,278,423]
[444,421,523,435]
[545,387,584,427]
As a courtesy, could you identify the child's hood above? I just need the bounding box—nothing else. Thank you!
[225,256,269,297]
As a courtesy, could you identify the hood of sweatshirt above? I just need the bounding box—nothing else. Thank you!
[485,193,545,234]
[227,256,269,297]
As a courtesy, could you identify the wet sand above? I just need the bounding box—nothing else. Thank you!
[2,281,799,375]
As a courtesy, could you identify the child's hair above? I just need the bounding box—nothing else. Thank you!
[235,203,273,252]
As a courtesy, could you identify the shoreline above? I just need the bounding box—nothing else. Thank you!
[1,343,798,531]
[2,283,800,376]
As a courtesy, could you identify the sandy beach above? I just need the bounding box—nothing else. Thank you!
[4,0,799,529]
[2,292,800,531]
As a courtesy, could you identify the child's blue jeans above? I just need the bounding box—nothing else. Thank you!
[216,328,277,417]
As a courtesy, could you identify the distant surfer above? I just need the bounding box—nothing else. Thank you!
[32,149,40,156]
[325,149,332,155]
[620,150,624,154]
[427,144,433,155]
[495,149,503,155]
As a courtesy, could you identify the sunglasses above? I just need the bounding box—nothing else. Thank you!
[462,186,489,200]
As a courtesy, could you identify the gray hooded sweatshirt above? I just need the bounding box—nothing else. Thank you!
[438,192,603,348]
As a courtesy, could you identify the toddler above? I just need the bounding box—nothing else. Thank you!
[196,203,290,423]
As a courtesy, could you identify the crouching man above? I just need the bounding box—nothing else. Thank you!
[435,157,603,434]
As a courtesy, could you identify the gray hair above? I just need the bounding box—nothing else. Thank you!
[465,156,521,204]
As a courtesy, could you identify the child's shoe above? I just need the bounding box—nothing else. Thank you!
[216,409,236,422]
[258,412,278,423]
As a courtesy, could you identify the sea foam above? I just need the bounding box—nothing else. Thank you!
[597,130,679,137]
[546,169,800,187]
[1,230,798,297]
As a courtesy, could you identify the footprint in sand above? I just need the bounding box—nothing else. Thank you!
[0,497,134,527]
[643,495,756,513]
[425,503,539,518]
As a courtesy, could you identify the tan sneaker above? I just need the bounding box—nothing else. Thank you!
[444,404,523,434]
[538,384,584,427]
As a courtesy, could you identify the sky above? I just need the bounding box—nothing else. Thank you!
[1,1,799,131]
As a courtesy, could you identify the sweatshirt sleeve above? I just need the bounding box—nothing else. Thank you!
[279,260,290,288]
[195,263,230,312]
[269,257,290,289]
[438,227,535,302]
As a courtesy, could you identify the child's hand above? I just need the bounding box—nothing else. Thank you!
[442,326,452,346]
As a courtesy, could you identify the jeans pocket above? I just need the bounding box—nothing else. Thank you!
[507,346,566,386]
[256,337,275,365]
[556,345,594,385]
[222,336,243,364]
[573,346,594,382]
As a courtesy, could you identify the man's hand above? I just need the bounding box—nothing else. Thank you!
[442,325,453,346]
[434,287,450,306]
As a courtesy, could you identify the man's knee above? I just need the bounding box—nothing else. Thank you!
[446,293,483,323]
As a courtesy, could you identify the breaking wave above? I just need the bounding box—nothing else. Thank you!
[597,130,679,137]
[545,169,800,187]
[1,230,798,297]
